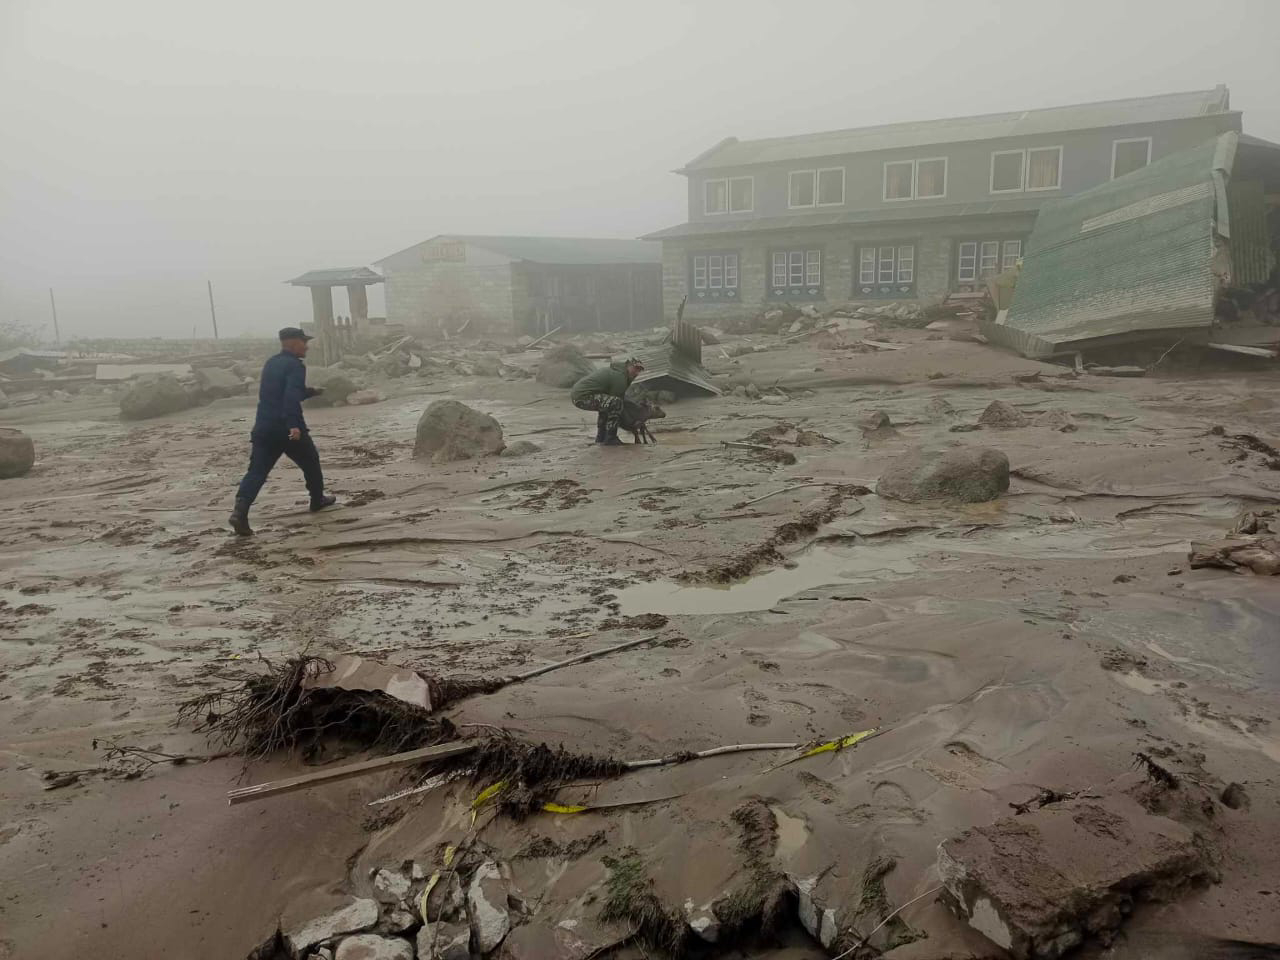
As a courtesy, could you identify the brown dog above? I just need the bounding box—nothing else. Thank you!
[619,397,666,444]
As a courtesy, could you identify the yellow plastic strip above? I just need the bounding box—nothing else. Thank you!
[418,871,440,923]
[797,727,878,759]
[471,781,507,809]
[541,802,588,814]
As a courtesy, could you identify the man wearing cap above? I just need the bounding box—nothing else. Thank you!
[228,327,336,535]
[570,357,645,446]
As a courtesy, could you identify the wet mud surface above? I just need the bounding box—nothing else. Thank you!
[2,331,1279,958]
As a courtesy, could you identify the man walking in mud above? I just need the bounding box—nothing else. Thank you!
[228,327,336,535]
[571,356,644,445]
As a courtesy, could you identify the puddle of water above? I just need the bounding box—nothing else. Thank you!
[616,545,917,616]
[771,806,809,861]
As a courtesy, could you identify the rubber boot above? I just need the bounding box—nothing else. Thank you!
[594,423,607,444]
[310,494,337,512]
[600,428,624,447]
[228,498,253,536]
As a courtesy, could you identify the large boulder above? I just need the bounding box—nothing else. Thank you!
[535,344,595,388]
[877,446,1010,503]
[414,400,505,463]
[305,366,359,406]
[285,898,380,958]
[0,428,36,478]
[978,400,1029,428]
[193,365,244,400]
[118,374,194,420]
[333,934,413,960]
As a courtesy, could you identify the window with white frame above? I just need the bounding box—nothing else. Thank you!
[990,147,1062,193]
[769,248,822,299]
[690,251,740,301]
[1112,138,1152,179]
[883,158,947,201]
[789,170,816,207]
[855,243,916,298]
[955,237,1023,287]
[817,168,845,205]
[704,176,753,214]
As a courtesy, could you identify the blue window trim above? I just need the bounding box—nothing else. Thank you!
[688,251,741,303]
[854,241,917,299]
[767,247,824,302]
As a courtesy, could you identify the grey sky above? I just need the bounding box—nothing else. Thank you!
[2,0,1277,340]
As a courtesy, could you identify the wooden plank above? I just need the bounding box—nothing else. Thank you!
[226,740,477,806]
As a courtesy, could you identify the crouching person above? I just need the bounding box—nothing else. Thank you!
[570,357,644,446]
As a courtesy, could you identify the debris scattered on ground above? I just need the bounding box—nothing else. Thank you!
[0,427,35,478]
[118,373,194,420]
[413,399,506,463]
[285,897,380,958]
[500,439,540,458]
[1189,537,1280,575]
[304,367,361,406]
[876,446,1010,503]
[939,796,1212,959]
[535,343,595,388]
[346,389,384,406]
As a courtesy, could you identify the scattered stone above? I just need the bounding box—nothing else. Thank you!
[377,906,416,935]
[193,365,244,399]
[1036,409,1077,432]
[372,866,412,904]
[118,374,194,420]
[698,325,723,345]
[0,428,36,478]
[417,921,470,960]
[305,367,360,406]
[501,439,541,458]
[859,410,896,439]
[346,389,384,406]
[978,400,1030,428]
[423,872,466,923]
[1189,538,1280,575]
[759,393,788,405]
[793,875,839,949]
[334,933,413,960]
[877,446,1010,503]
[926,397,956,418]
[285,898,380,957]
[536,344,595,388]
[800,304,822,320]
[1220,782,1249,810]
[414,400,505,463]
[938,796,1210,959]
[467,859,511,954]
[686,903,720,944]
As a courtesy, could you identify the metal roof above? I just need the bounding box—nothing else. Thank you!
[376,235,660,266]
[682,86,1233,172]
[287,267,384,287]
[632,343,720,396]
[987,133,1238,358]
[642,198,1042,240]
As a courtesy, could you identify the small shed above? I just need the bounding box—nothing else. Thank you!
[286,266,385,365]
[374,235,663,336]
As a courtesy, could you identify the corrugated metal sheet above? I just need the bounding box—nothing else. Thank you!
[1227,180,1275,286]
[642,198,1042,240]
[287,267,384,287]
[682,87,1231,171]
[988,133,1237,358]
[632,344,720,396]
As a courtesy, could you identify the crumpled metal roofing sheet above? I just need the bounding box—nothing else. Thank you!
[987,133,1237,358]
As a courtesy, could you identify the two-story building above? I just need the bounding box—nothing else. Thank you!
[643,86,1241,321]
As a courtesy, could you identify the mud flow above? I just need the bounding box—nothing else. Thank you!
[3,328,1280,960]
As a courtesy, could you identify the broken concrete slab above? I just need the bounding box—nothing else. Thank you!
[285,897,380,957]
[333,933,413,960]
[0,428,35,478]
[193,365,244,399]
[938,796,1210,959]
[877,446,1010,503]
[414,400,505,464]
[417,921,470,960]
[467,859,512,954]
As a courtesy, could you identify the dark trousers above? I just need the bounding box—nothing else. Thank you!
[235,428,325,505]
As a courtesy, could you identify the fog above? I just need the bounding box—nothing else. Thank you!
[2,0,1277,340]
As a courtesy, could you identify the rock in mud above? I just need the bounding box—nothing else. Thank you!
[467,859,512,954]
[193,365,244,399]
[417,921,470,960]
[118,374,194,420]
[1036,409,1077,432]
[877,446,1010,503]
[1189,537,1280,575]
[0,427,36,478]
[333,933,413,960]
[305,367,359,406]
[536,344,595,388]
[414,400,505,463]
[501,439,540,458]
[285,897,380,957]
[978,400,1030,428]
[926,396,956,418]
[938,797,1210,959]
[793,875,839,949]
[347,389,384,406]
[372,866,412,904]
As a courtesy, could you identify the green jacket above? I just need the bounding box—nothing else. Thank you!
[570,362,630,404]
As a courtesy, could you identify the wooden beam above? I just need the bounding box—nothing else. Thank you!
[226,740,477,806]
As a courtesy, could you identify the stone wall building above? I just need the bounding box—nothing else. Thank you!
[643,87,1241,322]
[374,235,662,336]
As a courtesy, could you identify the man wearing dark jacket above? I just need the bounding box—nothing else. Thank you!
[570,357,644,445]
[228,327,336,535]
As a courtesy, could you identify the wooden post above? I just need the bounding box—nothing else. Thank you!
[207,280,219,339]
[346,284,368,329]
[48,288,61,345]
[310,286,334,365]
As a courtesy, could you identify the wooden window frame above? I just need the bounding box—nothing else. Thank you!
[1111,137,1152,179]
[855,242,917,298]
[690,251,740,301]
[768,247,823,300]
[955,236,1025,287]
[788,170,817,209]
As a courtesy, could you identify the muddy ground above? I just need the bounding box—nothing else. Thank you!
[2,329,1279,959]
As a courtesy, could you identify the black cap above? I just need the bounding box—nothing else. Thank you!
[278,326,314,342]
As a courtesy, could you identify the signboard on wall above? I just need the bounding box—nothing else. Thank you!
[424,241,466,263]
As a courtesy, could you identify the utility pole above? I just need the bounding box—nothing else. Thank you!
[207,279,219,340]
[48,288,61,345]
